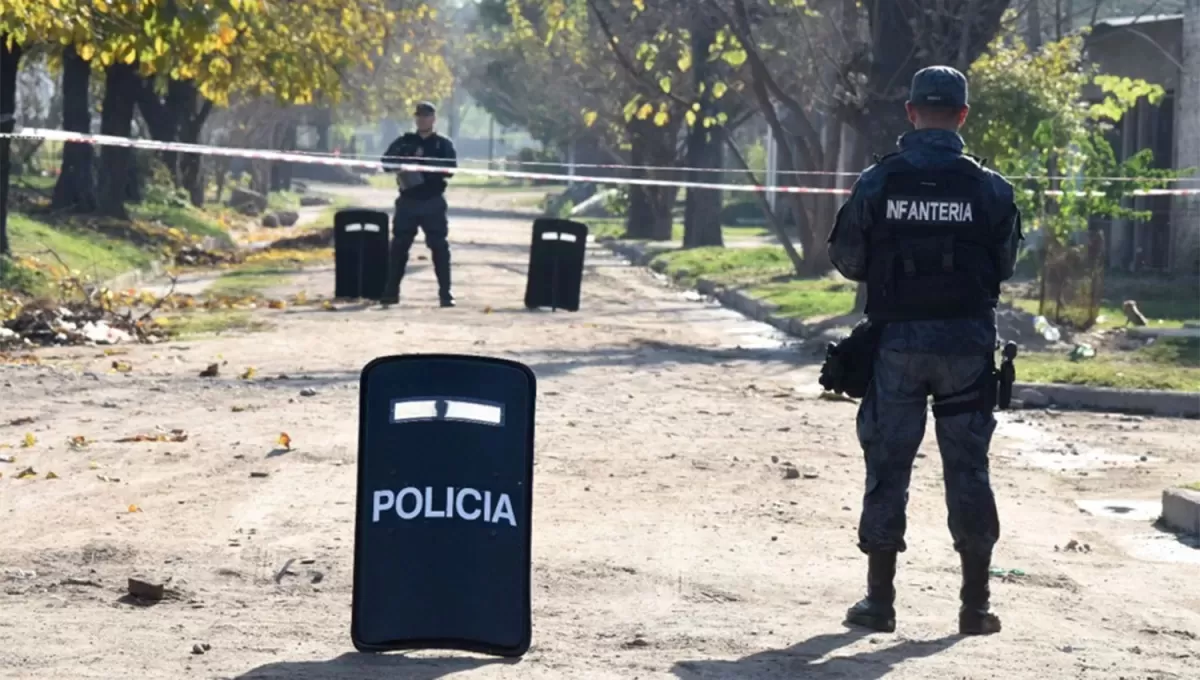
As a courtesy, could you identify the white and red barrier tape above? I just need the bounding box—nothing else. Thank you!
[4,127,1199,197]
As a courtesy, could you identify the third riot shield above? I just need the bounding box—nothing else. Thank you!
[334,209,390,300]
[352,354,536,658]
[523,217,588,312]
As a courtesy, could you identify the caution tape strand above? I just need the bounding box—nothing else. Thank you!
[3,128,1198,197]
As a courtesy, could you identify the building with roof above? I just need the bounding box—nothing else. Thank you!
[1082,9,1199,273]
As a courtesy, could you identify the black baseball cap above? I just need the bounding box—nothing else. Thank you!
[908,66,969,108]
[414,101,437,116]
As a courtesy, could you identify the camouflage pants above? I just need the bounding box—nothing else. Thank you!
[855,349,1000,555]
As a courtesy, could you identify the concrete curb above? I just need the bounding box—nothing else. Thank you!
[1014,383,1200,418]
[598,237,1200,419]
[1161,488,1200,536]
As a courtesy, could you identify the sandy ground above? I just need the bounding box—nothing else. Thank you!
[2,186,1199,680]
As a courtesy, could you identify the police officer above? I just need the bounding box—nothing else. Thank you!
[380,101,459,307]
[827,65,1022,636]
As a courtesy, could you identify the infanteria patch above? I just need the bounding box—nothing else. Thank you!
[886,197,974,223]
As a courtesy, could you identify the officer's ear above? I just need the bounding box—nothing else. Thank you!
[956,105,970,129]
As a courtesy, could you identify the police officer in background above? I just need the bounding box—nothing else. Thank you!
[380,101,459,308]
[827,66,1022,636]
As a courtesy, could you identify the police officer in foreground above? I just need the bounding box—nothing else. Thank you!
[827,66,1022,636]
[380,101,459,308]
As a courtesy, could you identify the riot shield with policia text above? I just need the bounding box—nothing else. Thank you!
[352,354,535,658]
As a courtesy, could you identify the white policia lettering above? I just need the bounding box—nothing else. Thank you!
[886,198,973,222]
[371,487,518,527]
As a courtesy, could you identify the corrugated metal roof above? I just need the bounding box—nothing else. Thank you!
[1094,13,1184,28]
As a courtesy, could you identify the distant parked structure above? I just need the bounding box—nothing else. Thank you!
[1082,11,1199,274]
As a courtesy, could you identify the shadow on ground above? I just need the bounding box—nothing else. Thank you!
[522,340,820,378]
[672,629,962,680]
[229,652,518,680]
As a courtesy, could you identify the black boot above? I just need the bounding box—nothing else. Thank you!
[845,551,897,632]
[959,552,1002,635]
[431,247,454,307]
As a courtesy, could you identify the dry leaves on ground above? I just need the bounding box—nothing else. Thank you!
[116,429,189,443]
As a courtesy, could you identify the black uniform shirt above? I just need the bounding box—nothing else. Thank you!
[827,129,1023,355]
[380,132,458,201]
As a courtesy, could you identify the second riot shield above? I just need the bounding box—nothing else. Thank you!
[334,209,390,299]
[351,354,536,658]
[523,217,588,312]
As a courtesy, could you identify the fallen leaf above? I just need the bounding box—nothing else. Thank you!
[232,405,247,412]
[89,461,100,469]
[16,467,37,479]
[103,348,128,357]
[241,367,257,380]
[21,433,36,448]
[117,429,188,443]
[68,435,90,449]
[483,305,493,314]
[322,300,335,311]
[45,471,59,480]
[278,432,292,450]
[267,299,286,310]
[199,363,220,378]
[127,504,142,513]
[112,360,133,373]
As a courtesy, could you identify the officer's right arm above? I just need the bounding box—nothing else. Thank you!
[827,167,883,282]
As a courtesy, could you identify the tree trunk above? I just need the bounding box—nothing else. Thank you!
[798,113,846,277]
[0,37,21,256]
[316,122,330,153]
[683,13,724,248]
[269,121,296,193]
[1026,0,1043,49]
[52,46,97,213]
[626,119,676,240]
[178,99,212,207]
[97,63,139,219]
[860,0,1012,156]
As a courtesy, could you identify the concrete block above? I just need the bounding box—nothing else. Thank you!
[1161,488,1200,536]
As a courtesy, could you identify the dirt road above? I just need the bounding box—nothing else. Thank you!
[2,186,1198,680]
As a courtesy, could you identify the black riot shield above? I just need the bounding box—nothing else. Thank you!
[334,209,390,300]
[523,218,588,312]
[352,354,536,658]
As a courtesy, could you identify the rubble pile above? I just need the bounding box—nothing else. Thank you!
[174,244,244,267]
[0,301,166,349]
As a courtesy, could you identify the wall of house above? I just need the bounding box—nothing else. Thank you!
[1084,18,1189,271]
[1173,1,1200,273]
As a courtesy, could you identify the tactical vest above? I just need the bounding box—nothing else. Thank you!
[865,156,999,322]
